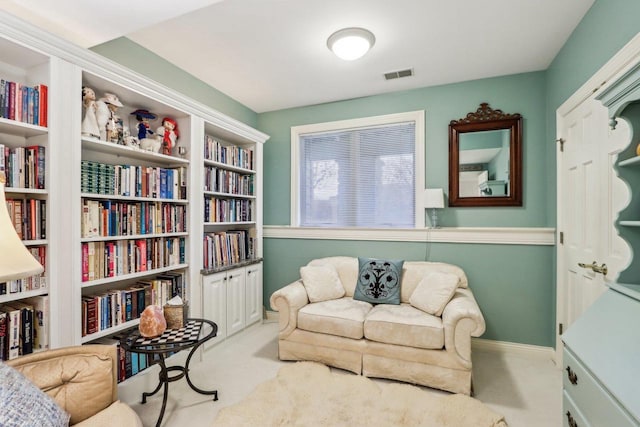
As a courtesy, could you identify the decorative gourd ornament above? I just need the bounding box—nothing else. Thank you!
[139,305,167,338]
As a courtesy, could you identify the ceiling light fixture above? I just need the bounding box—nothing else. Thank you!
[327,27,375,61]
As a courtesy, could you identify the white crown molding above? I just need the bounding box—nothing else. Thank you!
[0,10,268,145]
[263,226,555,245]
[557,31,640,117]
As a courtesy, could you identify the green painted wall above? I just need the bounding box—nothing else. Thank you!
[91,37,258,127]
[259,72,547,227]
[258,72,554,346]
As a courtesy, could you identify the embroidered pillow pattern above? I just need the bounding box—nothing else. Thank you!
[353,257,404,304]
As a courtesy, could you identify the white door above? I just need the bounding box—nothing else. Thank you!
[226,268,246,336]
[202,272,227,350]
[556,96,630,362]
[245,263,263,326]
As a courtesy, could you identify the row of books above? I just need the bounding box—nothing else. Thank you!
[0,80,48,127]
[81,237,186,282]
[81,199,187,238]
[204,166,254,196]
[203,230,256,270]
[204,134,254,170]
[6,198,46,240]
[0,295,48,361]
[1,144,45,189]
[81,271,185,336]
[0,246,46,294]
[81,161,187,200]
[91,333,155,382]
[204,197,253,223]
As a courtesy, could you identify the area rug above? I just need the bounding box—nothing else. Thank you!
[213,362,507,426]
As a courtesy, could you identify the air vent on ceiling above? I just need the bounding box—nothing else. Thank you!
[384,68,414,80]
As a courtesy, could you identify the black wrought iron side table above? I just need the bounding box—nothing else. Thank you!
[121,318,218,427]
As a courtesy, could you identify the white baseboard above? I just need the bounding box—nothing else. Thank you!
[266,310,555,360]
[471,338,555,359]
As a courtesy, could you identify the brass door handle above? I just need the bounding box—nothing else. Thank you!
[578,261,608,275]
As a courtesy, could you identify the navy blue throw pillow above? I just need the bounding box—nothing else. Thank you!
[353,257,404,305]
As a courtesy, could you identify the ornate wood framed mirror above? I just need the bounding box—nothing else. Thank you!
[448,103,522,207]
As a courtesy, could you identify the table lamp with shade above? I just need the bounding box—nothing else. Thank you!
[424,188,445,229]
[0,172,44,283]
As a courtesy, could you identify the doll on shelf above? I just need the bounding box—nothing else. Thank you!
[130,109,160,152]
[99,93,123,144]
[81,86,101,138]
[157,117,179,156]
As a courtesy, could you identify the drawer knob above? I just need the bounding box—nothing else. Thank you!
[566,410,578,427]
[566,366,578,385]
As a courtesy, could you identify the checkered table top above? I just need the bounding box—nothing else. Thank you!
[133,319,203,347]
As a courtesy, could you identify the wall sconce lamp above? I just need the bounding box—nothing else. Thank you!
[327,27,376,61]
[424,188,445,229]
[0,172,44,283]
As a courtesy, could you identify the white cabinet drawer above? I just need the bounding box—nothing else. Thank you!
[563,391,590,427]
[563,348,638,427]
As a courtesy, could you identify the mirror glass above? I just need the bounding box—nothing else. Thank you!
[449,103,522,207]
[458,129,510,198]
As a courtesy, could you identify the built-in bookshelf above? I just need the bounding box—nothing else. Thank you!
[203,133,258,271]
[0,11,268,392]
[201,127,264,348]
[78,70,192,344]
[0,36,51,361]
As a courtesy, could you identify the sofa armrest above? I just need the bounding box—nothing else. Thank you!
[442,288,486,368]
[269,280,309,338]
[7,345,118,425]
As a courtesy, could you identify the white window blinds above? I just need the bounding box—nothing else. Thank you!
[298,121,415,228]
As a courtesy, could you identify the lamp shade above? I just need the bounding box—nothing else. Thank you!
[424,188,445,209]
[0,173,44,282]
[327,27,375,61]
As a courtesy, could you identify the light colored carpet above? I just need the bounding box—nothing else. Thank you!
[213,361,508,426]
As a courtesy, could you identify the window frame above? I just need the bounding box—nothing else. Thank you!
[290,110,425,229]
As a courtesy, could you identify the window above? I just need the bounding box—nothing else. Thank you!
[291,111,425,228]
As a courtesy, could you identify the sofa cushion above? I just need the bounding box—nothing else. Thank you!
[298,297,373,339]
[364,304,444,350]
[0,362,70,427]
[409,272,459,316]
[353,258,404,305]
[300,264,345,303]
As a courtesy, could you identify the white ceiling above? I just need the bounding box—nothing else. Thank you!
[2,0,594,113]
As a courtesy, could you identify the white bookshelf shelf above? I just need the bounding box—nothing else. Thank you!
[81,193,188,204]
[5,188,48,195]
[203,190,255,199]
[80,318,140,343]
[204,158,255,174]
[82,137,189,166]
[80,264,189,288]
[80,232,188,242]
[0,117,48,137]
[0,288,48,304]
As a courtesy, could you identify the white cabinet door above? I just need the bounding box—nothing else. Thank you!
[245,263,263,326]
[226,268,246,336]
[202,272,227,350]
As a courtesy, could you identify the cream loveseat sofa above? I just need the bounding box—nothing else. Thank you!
[269,256,486,395]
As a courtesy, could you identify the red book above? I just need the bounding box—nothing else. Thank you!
[81,243,89,282]
[37,84,47,127]
[136,239,147,272]
[7,81,16,120]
